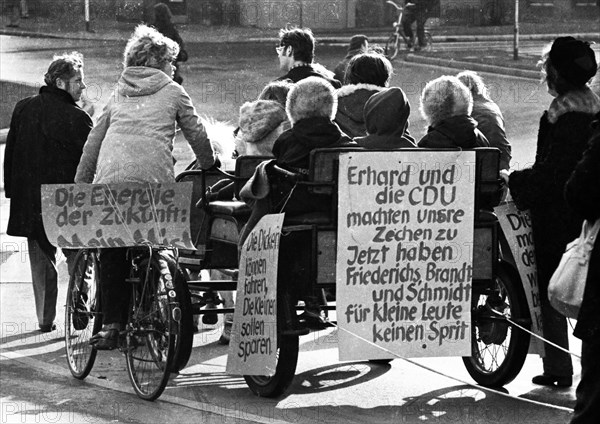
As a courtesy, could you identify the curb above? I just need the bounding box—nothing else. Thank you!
[404,54,540,80]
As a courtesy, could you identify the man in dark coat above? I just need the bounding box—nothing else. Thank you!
[275,27,341,89]
[401,0,434,51]
[4,52,93,332]
[565,111,600,423]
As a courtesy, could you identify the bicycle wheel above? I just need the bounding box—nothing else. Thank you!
[423,32,434,51]
[65,249,102,379]
[244,334,299,397]
[125,254,176,401]
[462,261,531,387]
[385,34,400,60]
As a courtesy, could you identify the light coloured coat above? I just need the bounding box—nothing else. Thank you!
[75,67,215,184]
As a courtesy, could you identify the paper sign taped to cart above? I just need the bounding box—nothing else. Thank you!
[227,213,284,376]
[494,202,544,355]
[40,182,195,249]
[337,151,475,360]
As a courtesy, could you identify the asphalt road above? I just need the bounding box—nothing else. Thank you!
[0,34,580,424]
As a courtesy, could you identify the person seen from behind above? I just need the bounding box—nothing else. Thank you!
[418,75,489,148]
[333,34,369,84]
[509,36,600,387]
[75,25,217,349]
[457,70,511,171]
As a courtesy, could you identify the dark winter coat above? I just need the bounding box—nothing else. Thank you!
[565,112,600,342]
[418,115,489,149]
[509,87,600,292]
[271,117,354,214]
[3,86,93,240]
[273,117,354,174]
[334,83,384,138]
[277,64,342,89]
[471,94,512,170]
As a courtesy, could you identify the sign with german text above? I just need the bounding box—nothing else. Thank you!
[227,213,283,375]
[41,182,195,249]
[337,151,475,360]
[494,202,543,355]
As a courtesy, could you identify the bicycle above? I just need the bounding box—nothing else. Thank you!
[385,0,433,59]
[64,244,193,401]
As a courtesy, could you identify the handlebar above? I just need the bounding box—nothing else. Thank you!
[386,0,402,11]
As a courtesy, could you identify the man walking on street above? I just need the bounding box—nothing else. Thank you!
[402,0,434,51]
[3,52,93,332]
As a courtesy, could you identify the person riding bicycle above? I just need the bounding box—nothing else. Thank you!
[75,25,217,350]
[401,0,434,51]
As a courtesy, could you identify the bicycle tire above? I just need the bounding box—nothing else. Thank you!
[385,34,400,60]
[125,253,176,401]
[462,261,531,387]
[65,249,102,380]
[244,334,299,398]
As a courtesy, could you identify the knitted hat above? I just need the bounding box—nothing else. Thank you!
[549,37,597,86]
[348,34,369,52]
[286,77,337,124]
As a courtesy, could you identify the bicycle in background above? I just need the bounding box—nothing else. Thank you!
[385,0,433,59]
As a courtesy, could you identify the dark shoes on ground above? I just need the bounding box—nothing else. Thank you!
[219,321,233,345]
[90,328,120,350]
[532,374,572,387]
[39,323,56,333]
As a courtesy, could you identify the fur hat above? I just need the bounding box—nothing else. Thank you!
[549,37,597,86]
[238,100,288,144]
[286,76,337,124]
[420,76,472,126]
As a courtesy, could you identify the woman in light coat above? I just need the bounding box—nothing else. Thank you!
[75,25,216,349]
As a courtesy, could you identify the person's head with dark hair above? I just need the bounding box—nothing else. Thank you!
[153,2,173,30]
[539,36,598,96]
[346,34,369,55]
[258,80,294,107]
[344,52,393,87]
[44,52,86,101]
[277,27,315,69]
[123,24,179,72]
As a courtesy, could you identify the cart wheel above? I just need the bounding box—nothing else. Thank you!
[385,34,400,59]
[125,254,176,401]
[462,261,530,387]
[65,249,102,379]
[244,335,299,397]
[423,32,434,51]
[169,264,194,373]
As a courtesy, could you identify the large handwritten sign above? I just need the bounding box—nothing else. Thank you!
[41,182,195,249]
[494,202,543,354]
[337,151,475,360]
[227,214,283,375]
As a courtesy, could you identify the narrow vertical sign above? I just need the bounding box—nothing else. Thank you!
[336,151,475,360]
[227,213,284,375]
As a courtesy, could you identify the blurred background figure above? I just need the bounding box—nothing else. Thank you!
[333,34,369,84]
[153,2,187,84]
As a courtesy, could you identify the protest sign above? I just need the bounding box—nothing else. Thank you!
[41,182,195,249]
[336,151,475,360]
[494,202,544,354]
[227,214,283,375]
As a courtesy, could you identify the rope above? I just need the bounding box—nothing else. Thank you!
[302,309,575,412]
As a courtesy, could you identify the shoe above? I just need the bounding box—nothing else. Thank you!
[532,374,572,387]
[39,323,56,333]
[202,302,218,325]
[72,292,89,331]
[90,329,119,350]
[218,322,232,345]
